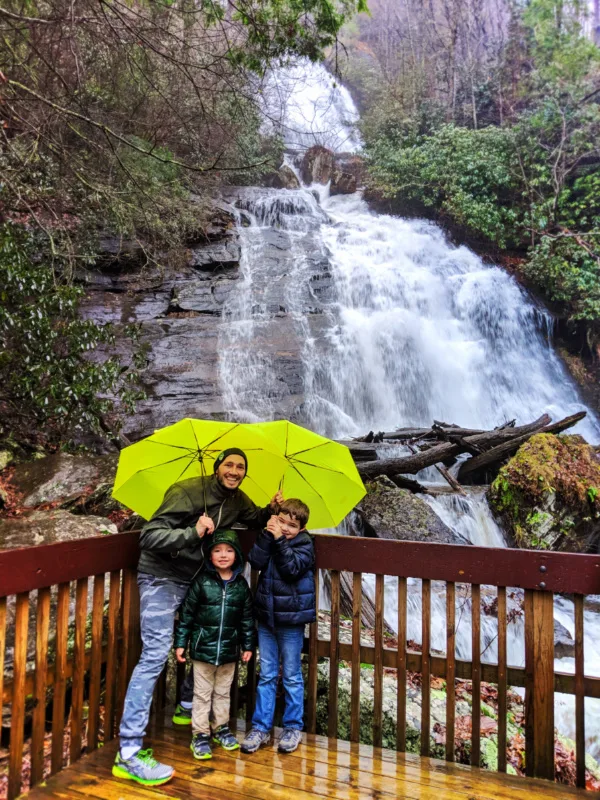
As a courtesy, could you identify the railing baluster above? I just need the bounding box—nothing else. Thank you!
[70,577,88,763]
[373,573,384,748]
[524,588,555,780]
[420,578,431,757]
[87,574,105,752]
[396,576,407,752]
[51,581,70,775]
[104,570,120,742]
[445,581,456,762]
[0,597,6,763]
[116,568,135,723]
[575,593,585,788]
[8,591,29,800]
[471,583,481,767]
[306,567,320,734]
[497,586,507,772]
[328,569,340,739]
[350,571,362,743]
[31,586,51,788]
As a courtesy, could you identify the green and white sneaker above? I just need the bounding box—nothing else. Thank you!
[172,703,192,725]
[190,732,212,760]
[112,748,174,786]
[212,724,240,751]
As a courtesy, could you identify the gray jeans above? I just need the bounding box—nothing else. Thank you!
[119,572,192,751]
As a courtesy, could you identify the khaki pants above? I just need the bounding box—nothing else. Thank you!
[191,660,236,735]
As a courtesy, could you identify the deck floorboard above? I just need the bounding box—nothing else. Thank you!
[27,721,590,799]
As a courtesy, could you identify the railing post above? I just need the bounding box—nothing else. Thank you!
[524,589,555,781]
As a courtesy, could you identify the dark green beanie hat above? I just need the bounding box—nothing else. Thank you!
[213,447,248,474]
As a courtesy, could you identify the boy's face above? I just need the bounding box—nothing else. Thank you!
[277,512,303,540]
[211,543,236,570]
[215,454,246,490]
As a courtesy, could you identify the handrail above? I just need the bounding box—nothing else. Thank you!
[2,529,599,797]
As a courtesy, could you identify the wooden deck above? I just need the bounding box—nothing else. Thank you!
[26,721,590,800]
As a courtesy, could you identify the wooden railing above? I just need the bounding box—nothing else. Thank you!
[1,530,599,798]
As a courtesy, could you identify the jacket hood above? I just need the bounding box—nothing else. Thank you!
[206,528,245,572]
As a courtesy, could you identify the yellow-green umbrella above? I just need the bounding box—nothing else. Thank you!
[112,418,287,520]
[251,420,366,530]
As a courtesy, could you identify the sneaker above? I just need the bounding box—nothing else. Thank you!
[212,724,240,751]
[240,727,271,754]
[172,703,193,725]
[278,728,302,754]
[112,748,174,786]
[190,732,212,760]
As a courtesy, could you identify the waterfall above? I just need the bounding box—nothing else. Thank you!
[216,59,600,757]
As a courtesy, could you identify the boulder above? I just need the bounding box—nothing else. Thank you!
[330,171,357,195]
[9,453,118,508]
[488,434,600,552]
[0,509,118,550]
[301,145,335,185]
[264,165,301,190]
[190,235,241,270]
[357,476,460,544]
[554,619,575,659]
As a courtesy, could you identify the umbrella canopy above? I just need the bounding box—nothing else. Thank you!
[251,420,366,530]
[112,419,286,520]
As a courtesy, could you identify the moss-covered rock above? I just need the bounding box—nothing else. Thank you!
[488,434,600,552]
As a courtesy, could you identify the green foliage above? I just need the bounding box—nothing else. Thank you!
[0,226,145,449]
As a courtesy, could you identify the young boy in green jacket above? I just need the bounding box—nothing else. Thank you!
[174,529,255,760]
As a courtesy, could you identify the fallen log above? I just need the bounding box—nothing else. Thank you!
[456,411,587,480]
[357,414,551,480]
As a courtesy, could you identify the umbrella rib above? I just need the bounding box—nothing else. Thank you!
[128,452,197,475]
[287,441,331,458]
[202,422,241,452]
[145,440,198,453]
[176,456,198,484]
[240,472,271,503]
[289,457,354,478]
[286,461,330,511]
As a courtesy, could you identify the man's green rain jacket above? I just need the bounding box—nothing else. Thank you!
[173,530,255,665]
[138,474,271,582]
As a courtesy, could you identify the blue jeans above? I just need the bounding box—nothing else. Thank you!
[252,622,305,732]
[119,573,189,751]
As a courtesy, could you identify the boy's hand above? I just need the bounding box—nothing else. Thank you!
[175,647,186,663]
[196,514,215,538]
[241,651,253,663]
[269,490,284,512]
[266,515,283,539]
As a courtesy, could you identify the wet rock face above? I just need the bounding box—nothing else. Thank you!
[10,453,118,507]
[264,164,301,190]
[489,433,600,553]
[357,476,460,544]
[301,145,335,185]
[0,509,117,549]
[300,146,363,194]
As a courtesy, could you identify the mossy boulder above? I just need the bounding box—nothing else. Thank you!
[488,433,600,552]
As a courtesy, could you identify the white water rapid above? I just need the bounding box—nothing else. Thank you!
[217,60,600,759]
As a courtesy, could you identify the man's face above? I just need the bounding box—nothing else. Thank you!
[211,543,236,570]
[215,454,246,490]
[277,512,302,540]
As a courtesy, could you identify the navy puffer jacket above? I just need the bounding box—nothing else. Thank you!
[249,530,316,629]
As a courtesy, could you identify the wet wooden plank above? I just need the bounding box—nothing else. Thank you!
[328,569,341,739]
[373,573,384,748]
[350,571,362,743]
[471,583,481,768]
[397,576,407,752]
[31,586,51,788]
[574,593,585,788]
[70,577,89,763]
[8,591,29,800]
[306,567,320,734]
[103,570,120,742]
[497,586,507,773]
[445,581,456,762]
[87,574,105,752]
[51,582,70,775]
[0,597,6,768]
[420,578,431,757]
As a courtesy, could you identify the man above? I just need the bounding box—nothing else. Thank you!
[112,447,282,787]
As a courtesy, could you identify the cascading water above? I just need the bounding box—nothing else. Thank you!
[216,59,600,756]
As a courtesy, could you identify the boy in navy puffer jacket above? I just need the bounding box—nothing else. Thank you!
[241,498,315,756]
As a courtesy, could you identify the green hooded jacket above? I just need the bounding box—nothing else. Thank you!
[138,474,271,582]
[173,529,256,666]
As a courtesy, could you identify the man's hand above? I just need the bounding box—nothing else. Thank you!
[241,650,253,663]
[266,514,283,539]
[175,647,186,663]
[196,514,215,538]
[269,490,284,512]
